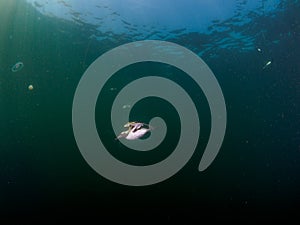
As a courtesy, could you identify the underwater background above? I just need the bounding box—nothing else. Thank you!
[0,0,299,223]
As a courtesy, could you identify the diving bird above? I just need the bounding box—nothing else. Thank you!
[116,122,153,140]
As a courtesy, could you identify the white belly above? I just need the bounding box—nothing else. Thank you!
[125,128,150,140]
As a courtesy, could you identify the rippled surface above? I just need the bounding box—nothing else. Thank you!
[25,0,286,56]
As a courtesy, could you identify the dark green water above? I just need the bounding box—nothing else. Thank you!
[0,0,299,223]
